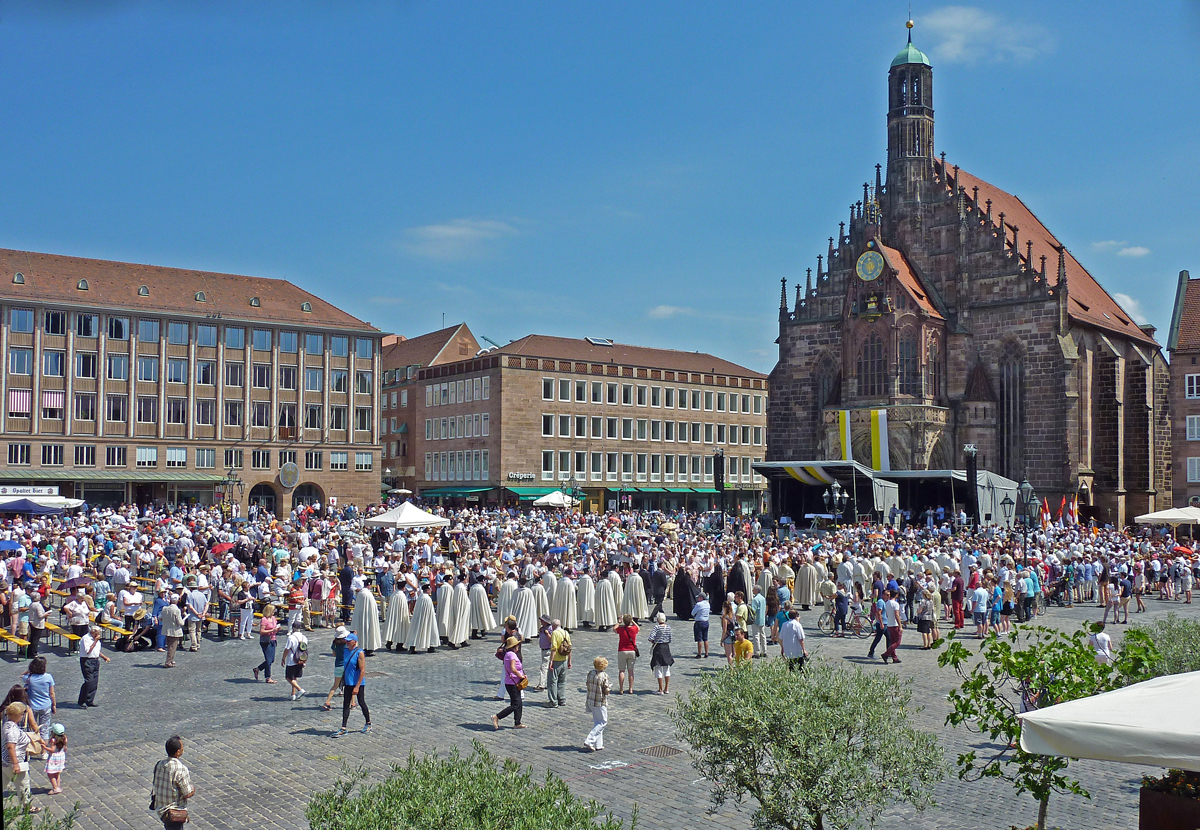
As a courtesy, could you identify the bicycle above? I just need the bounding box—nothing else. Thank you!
[818,610,871,638]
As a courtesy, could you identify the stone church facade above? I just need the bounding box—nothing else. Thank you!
[767,33,1170,526]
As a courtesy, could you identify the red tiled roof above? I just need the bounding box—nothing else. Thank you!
[496,334,766,379]
[0,248,375,332]
[1172,277,1200,350]
[880,244,944,320]
[946,164,1158,347]
[381,324,478,370]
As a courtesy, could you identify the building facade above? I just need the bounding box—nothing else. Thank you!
[0,249,384,512]
[401,333,769,513]
[380,323,480,495]
[1168,270,1199,507]
[768,32,1170,526]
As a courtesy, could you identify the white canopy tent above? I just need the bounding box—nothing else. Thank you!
[1019,671,1200,772]
[0,495,84,510]
[1133,507,1200,526]
[363,501,450,529]
[532,490,578,508]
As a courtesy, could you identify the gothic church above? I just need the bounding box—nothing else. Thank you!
[767,27,1170,526]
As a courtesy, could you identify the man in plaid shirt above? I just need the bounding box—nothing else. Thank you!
[151,735,194,830]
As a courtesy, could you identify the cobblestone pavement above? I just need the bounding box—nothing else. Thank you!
[3,594,1195,830]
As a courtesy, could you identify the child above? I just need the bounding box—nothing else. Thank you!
[46,722,67,794]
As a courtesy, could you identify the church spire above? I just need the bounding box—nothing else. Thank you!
[886,19,935,202]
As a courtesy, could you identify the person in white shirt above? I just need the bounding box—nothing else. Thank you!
[1089,623,1114,664]
[281,621,309,701]
[77,624,111,707]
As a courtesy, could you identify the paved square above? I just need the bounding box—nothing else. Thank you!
[5,595,1195,830]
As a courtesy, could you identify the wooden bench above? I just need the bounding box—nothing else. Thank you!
[0,630,30,652]
[99,622,133,640]
[204,616,235,629]
[43,622,81,648]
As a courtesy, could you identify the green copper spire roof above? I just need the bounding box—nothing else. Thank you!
[891,41,931,68]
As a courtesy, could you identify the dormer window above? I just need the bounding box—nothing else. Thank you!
[195,291,206,302]
[300,302,312,313]
[250,297,261,307]
[138,285,150,296]
[12,273,23,284]
[77,279,89,290]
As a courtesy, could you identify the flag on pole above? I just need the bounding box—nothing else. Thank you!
[1040,497,1052,530]
[838,410,853,462]
[1068,494,1079,525]
[1057,496,1067,525]
[869,409,890,471]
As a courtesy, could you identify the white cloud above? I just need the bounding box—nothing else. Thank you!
[1117,246,1151,258]
[1092,240,1127,251]
[1111,293,1149,325]
[400,218,520,260]
[648,305,693,319]
[922,6,1054,64]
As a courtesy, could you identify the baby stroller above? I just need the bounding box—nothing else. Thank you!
[1045,576,1072,608]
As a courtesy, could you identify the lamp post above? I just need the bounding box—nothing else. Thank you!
[823,480,848,525]
[220,465,245,517]
[560,473,573,511]
[1017,476,1036,568]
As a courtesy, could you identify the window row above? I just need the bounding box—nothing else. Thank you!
[4,390,371,429]
[540,378,764,414]
[424,449,490,482]
[385,389,409,409]
[425,377,490,407]
[539,414,762,445]
[5,442,372,472]
[539,450,764,484]
[425,413,490,441]
[7,308,374,358]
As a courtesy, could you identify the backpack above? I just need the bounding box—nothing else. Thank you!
[295,638,309,665]
[556,634,572,658]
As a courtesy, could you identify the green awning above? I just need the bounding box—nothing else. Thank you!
[397,423,408,434]
[504,486,559,500]
[0,469,226,483]
[634,487,668,493]
[663,487,696,493]
[690,487,719,494]
[421,487,492,497]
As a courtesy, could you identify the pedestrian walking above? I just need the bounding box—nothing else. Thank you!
[778,609,808,669]
[535,615,553,691]
[22,657,56,742]
[321,626,348,711]
[254,603,279,684]
[335,633,371,736]
[44,723,66,795]
[546,618,572,707]
[691,595,710,658]
[491,635,527,730]
[583,656,610,752]
[77,623,111,708]
[162,595,185,668]
[150,735,194,830]
[281,620,308,701]
[2,701,39,813]
[648,612,674,694]
[615,614,639,693]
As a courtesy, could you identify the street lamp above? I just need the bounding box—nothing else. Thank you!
[823,480,848,525]
[1016,476,1036,568]
[220,465,245,515]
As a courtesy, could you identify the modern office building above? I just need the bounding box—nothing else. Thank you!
[0,248,384,512]
[385,329,769,513]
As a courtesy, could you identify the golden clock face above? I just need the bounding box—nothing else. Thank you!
[856,250,884,282]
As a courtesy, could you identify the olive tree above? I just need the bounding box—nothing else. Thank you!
[1130,612,1200,677]
[306,741,636,830]
[670,658,943,830]
[936,623,1157,830]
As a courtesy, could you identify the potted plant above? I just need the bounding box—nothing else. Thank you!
[1140,770,1200,830]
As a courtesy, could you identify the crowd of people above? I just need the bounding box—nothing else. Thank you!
[1,496,1199,821]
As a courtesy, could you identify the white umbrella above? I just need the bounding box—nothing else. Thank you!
[1020,671,1200,772]
[388,487,413,495]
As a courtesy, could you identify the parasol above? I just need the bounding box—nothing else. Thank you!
[0,540,23,551]
[211,542,235,555]
[1173,545,1194,555]
[63,576,93,592]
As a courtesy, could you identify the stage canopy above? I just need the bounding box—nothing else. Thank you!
[752,461,898,520]
[877,469,1019,528]
[1020,671,1200,772]
[363,501,450,529]
[1133,507,1200,526]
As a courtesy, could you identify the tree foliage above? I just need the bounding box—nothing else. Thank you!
[1130,612,1200,678]
[305,741,636,830]
[670,658,944,830]
[936,623,1158,830]
[1,799,79,830]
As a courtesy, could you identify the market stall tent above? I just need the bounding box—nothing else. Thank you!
[1019,671,1200,772]
[532,490,578,508]
[1133,507,1200,526]
[363,501,450,529]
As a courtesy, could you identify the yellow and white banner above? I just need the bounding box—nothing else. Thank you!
[870,409,890,471]
[838,410,852,462]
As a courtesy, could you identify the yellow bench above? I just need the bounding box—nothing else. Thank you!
[0,630,31,651]
[44,622,81,647]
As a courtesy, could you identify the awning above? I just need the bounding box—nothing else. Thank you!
[690,487,719,494]
[0,469,225,483]
[397,423,408,434]
[504,486,560,500]
[420,487,492,497]
[663,487,696,493]
[634,487,667,493]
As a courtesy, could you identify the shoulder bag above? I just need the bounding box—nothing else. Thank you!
[165,807,189,823]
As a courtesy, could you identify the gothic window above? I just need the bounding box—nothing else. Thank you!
[815,356,840,408]
[856,332,886,397]
[899,72,907,105]
[898,332,920,396]
[998,345,1025,479]
[926,338,942,400]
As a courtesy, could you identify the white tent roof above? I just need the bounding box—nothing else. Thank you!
[363,501,450,529]
[0,495,84,509]
[1019,671,1200,772]
[1133,507,1200,526]
[532,490,578,508]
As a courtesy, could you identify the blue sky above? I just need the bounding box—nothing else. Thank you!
[1,1,1197,373]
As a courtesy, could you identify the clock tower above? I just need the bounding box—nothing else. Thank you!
[885,21,934,202]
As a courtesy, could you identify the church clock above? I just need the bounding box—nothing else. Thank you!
[856,250,884,282]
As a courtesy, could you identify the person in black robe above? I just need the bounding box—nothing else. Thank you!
[703,561,725,611]
[649,565,670,619]
[338,560,354,623]
[726,553,749,600]
[672,568,699,620]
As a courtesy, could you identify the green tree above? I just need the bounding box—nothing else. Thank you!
[936,623,1157,830]
[306,742,636,830]
[1130,612,1200,677]
[670,658,943,830]
[1,799,78,830]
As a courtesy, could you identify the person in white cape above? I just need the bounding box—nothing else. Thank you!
[497,573,518,621]
[621,570,650,621]
[469,579,496,639]
[576,572,596,627]
[532,580,551,618]
[405,585,440,654]
[552,575,578,631]
[436,579,454,643]
[446,578,471,649]
[351,584,382,654]
[541,571,557,604]
[511,579,538,645]
[383,585,411,650]
[594,570,618,631]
